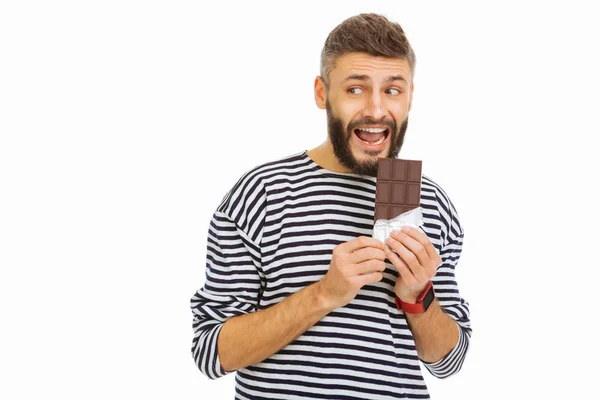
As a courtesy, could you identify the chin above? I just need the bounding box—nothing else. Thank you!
[347,151,384,177]
[354,146,390,160]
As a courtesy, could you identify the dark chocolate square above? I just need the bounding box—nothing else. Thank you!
[374,158,422,222]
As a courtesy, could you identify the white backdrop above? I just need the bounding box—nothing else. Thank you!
[1,1,599,399]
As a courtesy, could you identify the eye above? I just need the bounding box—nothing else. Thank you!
[348,87,363,95]
[386,88,402,95]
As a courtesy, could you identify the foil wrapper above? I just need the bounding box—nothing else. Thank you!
[372,207,424,244]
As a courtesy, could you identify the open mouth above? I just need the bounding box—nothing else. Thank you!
[353,126,390,146]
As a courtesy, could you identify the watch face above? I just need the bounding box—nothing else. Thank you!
[422,286,435,310]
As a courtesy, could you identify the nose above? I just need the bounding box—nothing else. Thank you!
[362,92,386,121]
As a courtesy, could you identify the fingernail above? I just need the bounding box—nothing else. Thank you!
[401,226,411,233]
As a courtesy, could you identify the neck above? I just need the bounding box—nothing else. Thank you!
[306,141,351,173]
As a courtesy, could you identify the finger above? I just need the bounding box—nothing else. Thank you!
[338,236,385,254]
[350,247,386,264]
[397,226,440,262]
[389,230,431,267]
[384,247,417,285]
[386,236,427,280]
[355,271,384,287]
[353,259,387,275]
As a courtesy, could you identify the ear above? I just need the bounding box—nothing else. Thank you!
[408,81,415,112]
[314,76,327,110]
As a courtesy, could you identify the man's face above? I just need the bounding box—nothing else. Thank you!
[321,52,414,176]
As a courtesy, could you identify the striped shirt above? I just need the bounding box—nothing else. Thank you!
[191,151,471,399]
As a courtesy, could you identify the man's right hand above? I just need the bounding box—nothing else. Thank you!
[318,236,388,310]
[218,236,387,372]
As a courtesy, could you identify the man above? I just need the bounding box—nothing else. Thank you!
[191,13,471,399]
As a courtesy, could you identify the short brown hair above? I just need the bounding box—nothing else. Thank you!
[320,13,416,87]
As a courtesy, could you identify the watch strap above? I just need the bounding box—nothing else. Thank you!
[396,280,434,314]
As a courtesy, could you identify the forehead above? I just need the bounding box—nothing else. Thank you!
[330,52,412,83]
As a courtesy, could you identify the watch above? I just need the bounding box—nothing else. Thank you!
[395,280,435,314]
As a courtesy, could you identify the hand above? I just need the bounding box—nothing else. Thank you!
[319,236,387,310]
[384,226,442,303]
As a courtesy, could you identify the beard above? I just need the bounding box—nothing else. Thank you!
[326,101,408,177]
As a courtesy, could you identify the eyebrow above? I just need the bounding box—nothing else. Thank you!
[343,74,407,83]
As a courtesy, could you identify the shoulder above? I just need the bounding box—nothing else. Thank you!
[422,174,456,216]
[421,173,464,244]
[216,151,312,215]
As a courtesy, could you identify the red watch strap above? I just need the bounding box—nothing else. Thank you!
[396,281,434,314]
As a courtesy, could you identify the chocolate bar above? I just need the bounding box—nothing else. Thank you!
[374,158,422,222]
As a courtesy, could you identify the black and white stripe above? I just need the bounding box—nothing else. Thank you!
[191,151,471,399]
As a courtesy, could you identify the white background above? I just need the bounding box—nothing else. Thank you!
[1,1,599,399]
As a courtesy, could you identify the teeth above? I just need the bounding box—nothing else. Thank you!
[359,127,387,133]
[373,136,385,145]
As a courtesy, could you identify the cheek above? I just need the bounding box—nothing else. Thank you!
[388,101,409,118]
[334,99,364,122]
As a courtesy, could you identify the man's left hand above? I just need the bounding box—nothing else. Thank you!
[384,226,442,303]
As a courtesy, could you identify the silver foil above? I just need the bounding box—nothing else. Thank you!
[372,207,424,244]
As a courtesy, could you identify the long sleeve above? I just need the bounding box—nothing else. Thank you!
[421,190,472,378]
[190,211,264,379]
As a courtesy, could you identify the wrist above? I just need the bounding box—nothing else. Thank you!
[395,281,435,314]
[395,282,427,304]
[311,281,337,312]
